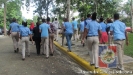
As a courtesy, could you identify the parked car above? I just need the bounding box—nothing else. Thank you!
[0,28,8,35]
[126,27,132,32]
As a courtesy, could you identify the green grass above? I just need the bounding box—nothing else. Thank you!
[124,33,133,57]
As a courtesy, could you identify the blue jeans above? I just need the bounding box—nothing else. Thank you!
[65,33,72,50]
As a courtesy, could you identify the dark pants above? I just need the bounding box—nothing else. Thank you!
[35,38,41,55]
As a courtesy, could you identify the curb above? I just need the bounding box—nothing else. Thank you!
[54,41,108,75]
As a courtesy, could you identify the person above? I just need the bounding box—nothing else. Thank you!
[8,18,20,53]
[33,22,41,56]
[72,17,78,41]
[63,18,73,52]
[29,22,35,33]
[82,12,102,69]
[110,13,128,70]
[47,17,55,56]
[79,17,85,46]
[19,21,33,60]
[84,14,92,26]
[52,18,60,41]
[39,19,51,59]
[99,17,108,44]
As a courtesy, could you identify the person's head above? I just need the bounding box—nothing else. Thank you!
[42,18,46,23]
[23,22,27,27]
[106,18,112,23]
[64,18,68,22]
[55,18,57,21]
[87,14,91,18]
[72,17,75,20]
[22,21,25,25]
[47,17,50,22]
[36,21,40,27]
[81,17,84,21]
[99,16,104,22]
[114,13,119,20]
[91,12,97,20]
[12,18,16,22]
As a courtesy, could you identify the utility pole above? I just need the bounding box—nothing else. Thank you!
[4,2,7,36]
[66,0,70,21]
[131,0,133,32]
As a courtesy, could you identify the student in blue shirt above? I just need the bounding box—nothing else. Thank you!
[63,18,73,52]
[72,17,78,41]
[84,14,92,26]
[82,12,102,69]
[39,19,51,59]
[8,18,20,53]
[110,13,129,70]
[19,21,33,60]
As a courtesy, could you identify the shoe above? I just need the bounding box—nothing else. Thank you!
[90,63,95,66]
[67,50,71,52]
[46,57,49,59]
[14,50,17,53]
[50,53,53,56]
[117,66,124,71]
[83,43,85,47]
[22,58,25,61]
[16,48,19,53]
[95,67,99,69]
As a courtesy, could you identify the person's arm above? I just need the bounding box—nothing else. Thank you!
[125,31,129,46]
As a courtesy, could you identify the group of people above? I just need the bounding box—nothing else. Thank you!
[8,12,128,71]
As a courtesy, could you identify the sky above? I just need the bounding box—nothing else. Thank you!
[21,0,128,19]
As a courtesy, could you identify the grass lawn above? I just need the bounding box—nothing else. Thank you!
[124,33,133,57]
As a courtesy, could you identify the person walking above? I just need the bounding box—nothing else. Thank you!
[8,18,20,53]
[39,19,51,59]
[72,17,78,41]
[110,13,128,70]
[63,18,73,52]
[99,17,108,44]
[33,22,41,56]
[82,12,102,69]
[47,17,55,56]
[52,18,60,41]
[19,22,33,60]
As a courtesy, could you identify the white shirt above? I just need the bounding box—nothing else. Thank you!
[53,21,59,29]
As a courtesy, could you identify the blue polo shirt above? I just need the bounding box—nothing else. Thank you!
[19,26,31,37]
[110,20,126,40]
[39,23,50,37]
[86,20,102,36]
[9,22,20,32]
[106,23,112,28]
[84,18,92,26]
[72,20,78,30]
[64,22,73,34]
[100,22,107,32]
[80,21,85,32]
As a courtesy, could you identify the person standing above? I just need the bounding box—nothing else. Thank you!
[19,22,33,60]
[99,17,108,44]
[110,13,128,70]
[29,22,35,33]
[8,18,20,53]
[47,17,55,56]
[52,18,60,41]
[84,14,92,26]
[33,22,41,56]
[82,12,102,69]
[72,17,78,41]
[63,18,73,52]
[39,19,51,59]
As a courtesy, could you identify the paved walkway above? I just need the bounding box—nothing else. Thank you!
[57,35,133,75]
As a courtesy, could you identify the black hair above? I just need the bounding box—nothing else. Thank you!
[106,18,112,23]
[12,18,16,22]
[91,12,97,20]
[114,13,119,20]
[23,22,27,27]
[99,16,104,22]
[55,18,57,20]
[64,18,68,22]
[22,21,25,25]
[47,17,50,22]
[72,17,75,20]
[42,19,46,22]
[87,14,91,18]
[36,21,40,27]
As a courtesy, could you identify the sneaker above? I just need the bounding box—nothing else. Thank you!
[117,66,124,71]
[14,50,17,53]
[22,58,25,61]
[16,48,19,53]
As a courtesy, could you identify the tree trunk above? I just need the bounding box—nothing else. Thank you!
[4,2,7,36]
[66,0,70,21]
[131,0,133,32]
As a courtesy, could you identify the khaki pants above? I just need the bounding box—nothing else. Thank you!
[114,40,125,68]
[55,29,59,41]
[73,29,78,40]
[49,34,54,54]
[41,37,49,57]
[21,37,30,58]
[87,36,99,67]
[79,31,84,40]
[11,32,19,50]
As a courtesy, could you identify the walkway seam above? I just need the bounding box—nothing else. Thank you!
[54,41,108,75]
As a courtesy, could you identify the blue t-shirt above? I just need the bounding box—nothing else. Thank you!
[64,22,73,34]
[110,20,126,40]
[100,22,107,32]
[72,20,78,30]
[9,22,20,32]
[84,18,92,26]
[20,26,31,37]
[80,21,85,32]
[39,23,50,37]
[106,23,112,28]
[86,20,102,36]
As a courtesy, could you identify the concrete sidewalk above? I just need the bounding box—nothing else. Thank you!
[56,35,133,75]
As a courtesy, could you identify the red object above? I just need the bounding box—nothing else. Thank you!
[126,27,132,32]
[100,32,108,44]
[30,22,35,30]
